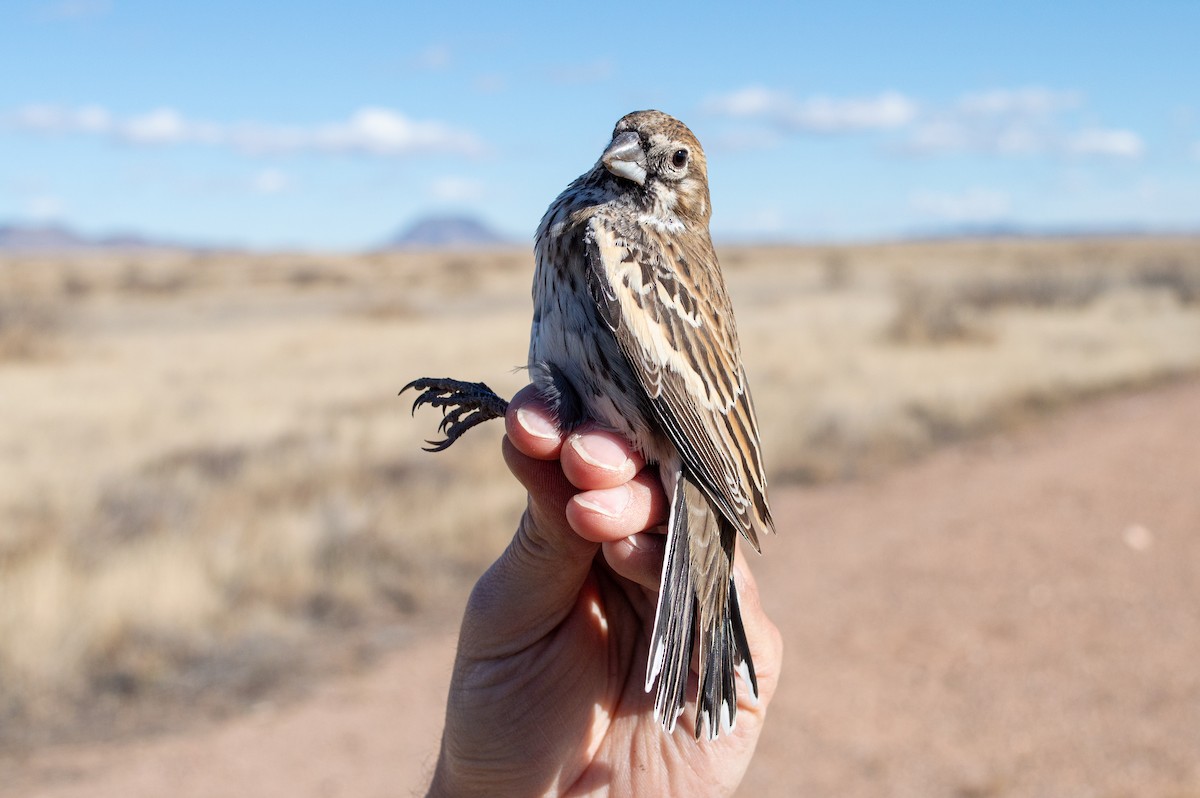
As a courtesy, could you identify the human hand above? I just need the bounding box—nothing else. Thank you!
[426,384,783,797]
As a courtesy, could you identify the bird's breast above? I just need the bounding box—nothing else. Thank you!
[530,227,663,461]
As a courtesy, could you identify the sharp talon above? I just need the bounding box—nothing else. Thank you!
[401,377,510,452]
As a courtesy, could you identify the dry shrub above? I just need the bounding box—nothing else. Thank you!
[285,262,352,288]
[118,262,193,295]
[820,251,854,291]
[955,271,1110,310]
[349,293,424,321]
[1134,258,1200,304]
[0,298,60,360]
[59,270,94,299]
[884,263,1154,345]
[0,420,519,745]
[886,283,992,345]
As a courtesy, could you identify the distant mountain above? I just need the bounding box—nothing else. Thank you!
[0,223,89,251]
[0,222,188,252]
[384,215,512,249]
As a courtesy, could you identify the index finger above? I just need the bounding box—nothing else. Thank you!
[505,384,564,460]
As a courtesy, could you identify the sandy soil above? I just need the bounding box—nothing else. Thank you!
[4,378,1199,797]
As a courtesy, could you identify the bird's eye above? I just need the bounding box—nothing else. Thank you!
[671,149,689,169]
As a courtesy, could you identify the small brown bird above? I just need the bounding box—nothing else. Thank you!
[405,110,773,740]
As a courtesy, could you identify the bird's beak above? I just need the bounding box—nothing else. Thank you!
[602,131,647,186]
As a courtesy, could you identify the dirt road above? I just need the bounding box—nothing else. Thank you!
[5,379,1199,797]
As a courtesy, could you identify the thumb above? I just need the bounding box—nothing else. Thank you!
[456,435,600,656]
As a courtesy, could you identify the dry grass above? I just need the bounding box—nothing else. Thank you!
[2,237,1199,746]
[0,299,61,361]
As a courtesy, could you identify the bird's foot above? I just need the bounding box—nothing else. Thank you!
[400,377,510,452]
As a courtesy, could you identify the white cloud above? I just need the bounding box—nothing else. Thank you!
[904,117,1055,156]
[704,84,1144,161]
[909,188,1012,223]
[3,104,485,157]
[705,87,917,132]
[39,0,110,20]
[429,176,484,202]
[121,107,220,145]
[784,93,917,132]
[473,74,506,93]
[250,169,289,194]
[10,104,103,133]
[547,59,613,85]
[903,88,1059,156]
[74,104,113,133]
[1064,128,1144,159]
[956,87,1082,116]
[412,44,451,71]
[907,121,1144,160]
[704,86,791,117]
[902,87,1142,160]
[27,194,66,221]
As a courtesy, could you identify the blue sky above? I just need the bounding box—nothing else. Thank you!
[2,0,1198,249]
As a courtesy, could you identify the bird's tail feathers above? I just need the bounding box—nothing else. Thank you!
[646,475,695,732]
[646,470,757,740]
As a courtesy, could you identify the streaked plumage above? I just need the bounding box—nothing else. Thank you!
[531,110,774,739]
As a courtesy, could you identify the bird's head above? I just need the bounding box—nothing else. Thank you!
[600,110,711,224]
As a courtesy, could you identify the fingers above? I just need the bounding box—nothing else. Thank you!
[505,385,564,460]
[474,438,601,653]
[506,388,646,490]
[567,468,669,543]
[560,429,644,489]
[601,531,666,590]
[485,384,670,649]
[506,386,665,543]
[501,436,578,531]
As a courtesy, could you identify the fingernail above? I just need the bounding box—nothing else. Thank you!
[570,434,633,473]
[576,485,632,518]
[517,405,559,440]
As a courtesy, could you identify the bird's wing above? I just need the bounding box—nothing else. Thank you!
[585,218,773,547]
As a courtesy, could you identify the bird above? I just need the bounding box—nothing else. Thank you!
[403,110,774,740]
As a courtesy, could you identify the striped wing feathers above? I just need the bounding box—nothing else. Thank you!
[585,219,773,547]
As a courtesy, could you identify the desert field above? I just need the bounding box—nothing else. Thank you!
[2,237,1200,788]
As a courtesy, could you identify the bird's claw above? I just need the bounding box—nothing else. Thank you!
[400,377,510,452]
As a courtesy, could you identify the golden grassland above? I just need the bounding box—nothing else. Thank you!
[2,237,1199,745]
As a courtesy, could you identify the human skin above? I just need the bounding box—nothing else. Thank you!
[425,384,783,797]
